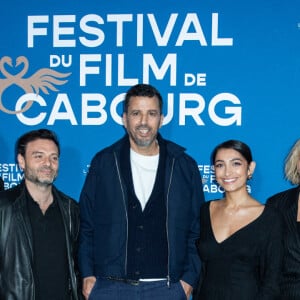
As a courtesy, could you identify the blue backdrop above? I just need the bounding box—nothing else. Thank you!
[0,0,299,202]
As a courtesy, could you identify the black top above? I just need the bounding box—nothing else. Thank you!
[195,201,283,300]
[27,189,69,300]
[266,186,300,299]
[0,177,4,191]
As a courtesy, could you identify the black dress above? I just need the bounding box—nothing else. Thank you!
[195,201,283,300]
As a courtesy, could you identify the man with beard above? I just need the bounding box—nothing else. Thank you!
[79,83,204,300]
[0,129,82,300]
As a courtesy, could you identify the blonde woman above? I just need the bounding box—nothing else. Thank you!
[267,139,300,299]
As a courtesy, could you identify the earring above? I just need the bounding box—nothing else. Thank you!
[248,174,252,180]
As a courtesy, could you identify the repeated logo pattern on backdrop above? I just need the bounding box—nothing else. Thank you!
[0,0,299,202]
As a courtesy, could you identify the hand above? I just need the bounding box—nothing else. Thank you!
[83,276,96,300]
[180,280,193,299]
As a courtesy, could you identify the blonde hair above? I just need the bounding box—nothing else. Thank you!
[285,139,300,185]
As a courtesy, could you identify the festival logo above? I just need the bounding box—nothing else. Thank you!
[0,56,71,114]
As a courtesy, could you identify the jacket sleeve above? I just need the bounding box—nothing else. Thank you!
[71,202,84,299]
[0,177,4,191]
[256,209,283,299]
[180,159,205,289]
[78,158,98,278]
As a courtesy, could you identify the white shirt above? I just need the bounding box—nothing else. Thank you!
[130,149,159,211]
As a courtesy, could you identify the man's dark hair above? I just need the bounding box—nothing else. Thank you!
[123,83,163,114]
[16,129,60,157]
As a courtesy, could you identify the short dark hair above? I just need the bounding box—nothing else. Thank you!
[123,83,163,114]
[16,129,60,157]
[211,139,253,165]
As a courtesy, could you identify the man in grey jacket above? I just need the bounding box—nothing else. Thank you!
[79,84,204,300]
[0,129,81,300]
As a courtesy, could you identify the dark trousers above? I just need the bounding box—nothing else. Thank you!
[89,278,187,300]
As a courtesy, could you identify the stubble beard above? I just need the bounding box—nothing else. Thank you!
[25,167,57,187]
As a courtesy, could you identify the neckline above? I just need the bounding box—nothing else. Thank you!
[207,201,266,245]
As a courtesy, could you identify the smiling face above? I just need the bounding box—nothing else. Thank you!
[18,138,59,187]
[122,95,163,154]
[214,148,255,193]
